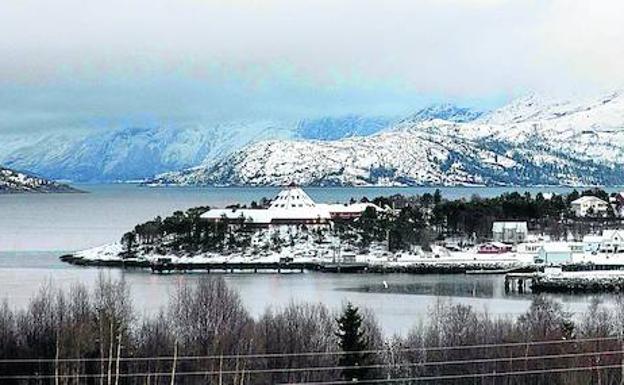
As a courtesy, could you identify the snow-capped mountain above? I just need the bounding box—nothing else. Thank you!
[0,122,295,182]
[400,103,483,124]
[0,166,79,193]
[0,116,401,182]
[296,116,393,140]
[152,92,624,187]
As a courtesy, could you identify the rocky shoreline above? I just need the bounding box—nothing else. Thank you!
[59,251,533,275]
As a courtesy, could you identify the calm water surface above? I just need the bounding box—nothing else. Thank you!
[0,184,605,251]
[0,252,609,336]
[0,185,617,335]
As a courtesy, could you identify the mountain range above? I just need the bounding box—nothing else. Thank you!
[3,91,624,187]
[150,92,624,187]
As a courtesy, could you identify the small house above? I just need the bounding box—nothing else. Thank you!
[570,196,610,217]
[492,221,528,244]
[477,242,512,254]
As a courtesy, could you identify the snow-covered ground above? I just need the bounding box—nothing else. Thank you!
[0,166,78,193]
[542,269,624,280]
[71,236,535,270]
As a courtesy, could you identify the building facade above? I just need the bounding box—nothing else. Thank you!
[201,186,385,227]
[492,221,528,244]
[570,196,610,217]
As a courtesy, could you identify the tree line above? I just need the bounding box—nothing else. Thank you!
[121,188,622,256]
[2,276,624,385]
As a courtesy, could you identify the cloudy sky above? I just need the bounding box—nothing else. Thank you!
[1,0,623,135]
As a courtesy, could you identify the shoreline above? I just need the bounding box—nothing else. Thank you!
[59,246,536,275]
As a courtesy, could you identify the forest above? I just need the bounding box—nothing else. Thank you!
[120,188,622,256]
[2,276,624,384]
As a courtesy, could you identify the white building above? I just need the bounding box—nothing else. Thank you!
[592,229,624,254]
[201,186,385,227]
[572,229,624,264]
[492,221,528,244]
[317,202,385,220]
[570,196,610,217]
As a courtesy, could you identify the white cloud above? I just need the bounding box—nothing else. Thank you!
[0,0,622,132]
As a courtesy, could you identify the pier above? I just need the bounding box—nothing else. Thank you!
[149,258,370,274]
[504,272,538,293]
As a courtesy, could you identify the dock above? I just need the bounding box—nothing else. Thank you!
[149,259,370,274]
[504,272,539,293]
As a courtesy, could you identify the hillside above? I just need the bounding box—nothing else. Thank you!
[0,166,80,193]
[0,105,481,183]
[0,122,294,182]
[150,92,624,187]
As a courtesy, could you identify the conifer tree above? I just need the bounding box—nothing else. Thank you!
[335,302,370,382]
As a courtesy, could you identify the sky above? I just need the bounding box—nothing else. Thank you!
[1,0,624,135]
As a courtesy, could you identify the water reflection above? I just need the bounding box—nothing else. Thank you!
[0,251,616,335]
[339,279,497,298]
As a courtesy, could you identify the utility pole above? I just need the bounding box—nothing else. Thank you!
[114,333,122,385]
[170,341,178,385]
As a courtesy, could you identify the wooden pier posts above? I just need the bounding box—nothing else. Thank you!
[505,273,536,293]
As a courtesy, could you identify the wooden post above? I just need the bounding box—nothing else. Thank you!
[219,355,224,385]
[107,323,113,385]
[55,339,59,385]
[114,333,122,385]
[170,341,178,385]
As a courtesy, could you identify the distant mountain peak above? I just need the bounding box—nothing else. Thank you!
[150,91,624,187]
[295,115,393,141]
[400,104,483,124]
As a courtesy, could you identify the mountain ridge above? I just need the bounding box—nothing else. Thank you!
[149,92,624,187]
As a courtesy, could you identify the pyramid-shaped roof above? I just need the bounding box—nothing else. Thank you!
[269,186,317,210]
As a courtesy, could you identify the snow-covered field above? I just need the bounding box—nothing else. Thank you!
[71,240,535,270]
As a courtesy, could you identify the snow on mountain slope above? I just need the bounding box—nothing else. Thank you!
[0,116,402,182]
[152,92,624,187]
[401,103,483,124]
[0,122,294,182]
[461,91,624,164]
[0,104,477,183]
[151,122,620,187]
[0,166,79,193]
[296,115,393,140]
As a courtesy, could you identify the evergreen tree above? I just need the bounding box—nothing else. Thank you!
[433,188,442,205]
[336,302,371,382]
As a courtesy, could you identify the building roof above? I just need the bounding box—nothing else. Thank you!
[201,207,331,224]
[201,186,385,224]
[602,229,624,241]
[201,186,330,224]
[571,196,608,205]
[269,187,317,210]
[318,202,385,214]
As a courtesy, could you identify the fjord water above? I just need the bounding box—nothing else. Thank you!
[0,184,589,251]
[0,184,616,335]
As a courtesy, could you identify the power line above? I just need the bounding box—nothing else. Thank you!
[281,363,624,385]
[2,346,624,380]
[0,335,619,364]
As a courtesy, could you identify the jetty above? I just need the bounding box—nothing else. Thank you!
[149,259,370,274]
[504,272,538,293]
